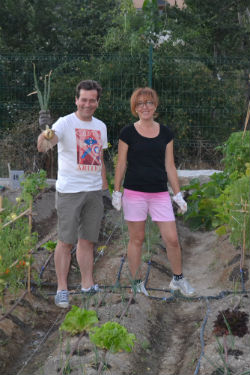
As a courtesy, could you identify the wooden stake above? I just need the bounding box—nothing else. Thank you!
[28,200,32,234]
[0,196,2,224]
[240,201,247,271]
[243,100,250,137]
[27,200,33,293]
[2,208,30,229]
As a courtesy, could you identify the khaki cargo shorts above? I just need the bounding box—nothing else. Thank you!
[56,190,104,244]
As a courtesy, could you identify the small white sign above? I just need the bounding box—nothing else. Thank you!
[9,170,24,190]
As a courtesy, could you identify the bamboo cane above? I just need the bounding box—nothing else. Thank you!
[1,208,30,229]
[240,200,247,271]
[243,100,250,137]
[0,196,3,224]
[27,200,33,293]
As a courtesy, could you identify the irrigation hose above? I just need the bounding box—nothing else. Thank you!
[240,268,245,292]
[194,298,210,375]
[144,260,151,287]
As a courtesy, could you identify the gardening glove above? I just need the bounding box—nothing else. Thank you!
[43,125,55,140]
[173,192,187,214]
[102,188,112,201]
[112,191,122,211]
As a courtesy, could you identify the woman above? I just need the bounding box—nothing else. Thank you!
[112,87,195,296]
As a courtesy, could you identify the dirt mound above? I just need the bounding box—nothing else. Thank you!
[0,189,249,375]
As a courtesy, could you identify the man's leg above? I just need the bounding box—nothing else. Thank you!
[76,238,95,289]
[77,191,104,290]
[54,240,72,291]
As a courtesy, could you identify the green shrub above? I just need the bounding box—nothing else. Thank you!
[0,212,37,293]
[227,175,249,249]
[183,172,229,230]
[216,131,250,174]
[183,131,250,251]
[21,169,47,203]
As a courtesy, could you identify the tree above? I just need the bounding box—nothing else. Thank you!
[0,0,117,53]
[0,0,35,52]
[164,0,250,58]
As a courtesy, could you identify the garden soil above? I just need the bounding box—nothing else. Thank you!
[0,187,249,375]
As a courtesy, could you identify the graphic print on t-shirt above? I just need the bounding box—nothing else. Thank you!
[75,129,102,172]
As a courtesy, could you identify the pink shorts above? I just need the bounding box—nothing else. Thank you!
[122,189,175,222]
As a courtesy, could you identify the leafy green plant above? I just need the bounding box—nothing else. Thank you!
[183,131,250,251]
[140,339,151,351]
[183,172,229,231]
[210,166,249,250]
[216,131,250,175]
[0,170,47,295]
[0,211,37,293]
[211,309,249,375]
[60,306,98,335]
[89,321,136,353]
[43,240,57,252]
[20,169,47,203]
[227,175,249,249]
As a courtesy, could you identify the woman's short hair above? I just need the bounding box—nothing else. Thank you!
[130,87,159,117]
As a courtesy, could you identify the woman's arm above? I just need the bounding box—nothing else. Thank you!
[114,139,128,191]
[165,140,180,195]
[166,140,187,213]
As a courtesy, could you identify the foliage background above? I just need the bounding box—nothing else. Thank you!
[0,0,249,176]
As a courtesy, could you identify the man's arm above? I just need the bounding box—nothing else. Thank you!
[37,131,58,153]
[114,140,128,192]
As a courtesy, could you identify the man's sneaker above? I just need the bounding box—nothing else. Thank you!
[55,290,69,308]
[81,284,100,294]
[131,280,149,296]
[169,277,195,296]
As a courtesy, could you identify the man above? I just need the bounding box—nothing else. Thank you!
[37,80,108,308]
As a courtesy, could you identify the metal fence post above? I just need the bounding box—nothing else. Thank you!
[148,44,153,88]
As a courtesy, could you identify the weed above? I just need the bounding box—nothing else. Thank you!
[43,240,57,252]
[140,339,151,351]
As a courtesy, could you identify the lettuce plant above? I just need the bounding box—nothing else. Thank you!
[90,321,136,353]
[60,306,98,335]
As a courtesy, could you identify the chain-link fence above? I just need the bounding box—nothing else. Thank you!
[0,53,249,176]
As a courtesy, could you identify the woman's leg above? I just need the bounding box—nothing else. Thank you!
[156,220,195,295]
[127,221,146,279]
[156,221,182,275]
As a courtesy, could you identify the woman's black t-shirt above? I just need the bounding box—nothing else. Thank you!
[119,124,174,193]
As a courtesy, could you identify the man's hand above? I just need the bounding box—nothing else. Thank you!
[37,127,58,152]
[102,188,112,201]
[112,191,122,211]
[43,125,55,140]
[173,192,187,214]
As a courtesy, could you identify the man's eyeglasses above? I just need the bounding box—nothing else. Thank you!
[136,101,154,108]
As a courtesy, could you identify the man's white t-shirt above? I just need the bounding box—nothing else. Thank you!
[52,113,108,193]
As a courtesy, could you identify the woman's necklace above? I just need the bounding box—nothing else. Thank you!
[136,121,159,137]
